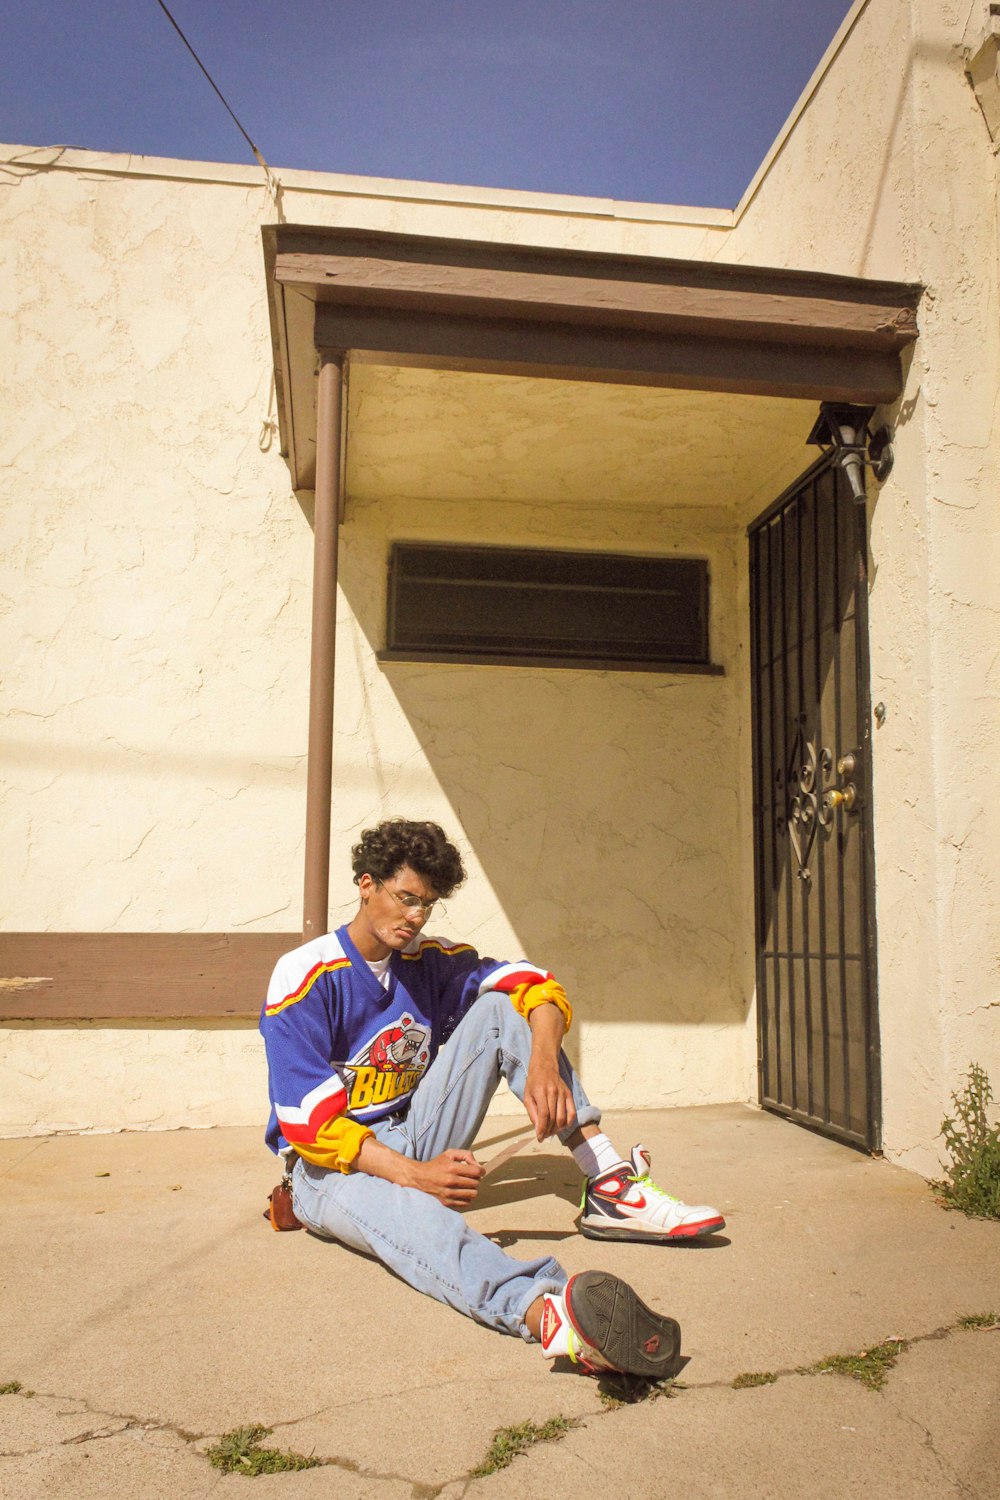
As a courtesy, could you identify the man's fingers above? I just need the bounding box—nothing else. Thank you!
[528,1092,551,1140]
[523,1091,544,1139]
[443,1183,480,1206]
[447,1150,484,1175]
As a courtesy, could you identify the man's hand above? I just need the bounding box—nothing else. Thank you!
[524,1058,575,1141]
[355,1136,484,1208]
[412,1149,485,1208]
[525,1000,575,1140]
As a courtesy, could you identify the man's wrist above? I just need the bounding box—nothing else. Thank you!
[355,1133,423,1190]
[400,1156,425,1191]
[528,1054,562,1083]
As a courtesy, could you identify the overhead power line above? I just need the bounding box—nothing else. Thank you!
[154,0,282,208]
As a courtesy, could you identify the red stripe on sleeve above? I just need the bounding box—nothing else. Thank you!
[276,1085,349,1145]
[489,968,553,994]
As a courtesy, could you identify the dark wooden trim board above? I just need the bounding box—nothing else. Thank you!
[316,306,903,404]
[0,934,300,1021]
[278,250,918,349]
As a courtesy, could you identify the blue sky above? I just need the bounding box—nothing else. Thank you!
[2,1,855,207]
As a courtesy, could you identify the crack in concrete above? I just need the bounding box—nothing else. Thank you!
[0,1387,207,1447]
[0,1384,460,1495]
[683,1318,991,1394]
[3,1320,995,1490]
[0,1410,201,1463]
[885,1401,981,1500]
[0,1136,51,1181]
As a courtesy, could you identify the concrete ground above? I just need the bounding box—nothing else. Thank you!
[1,1103,998,1499]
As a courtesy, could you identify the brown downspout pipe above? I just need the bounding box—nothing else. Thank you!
[303,350,345,942]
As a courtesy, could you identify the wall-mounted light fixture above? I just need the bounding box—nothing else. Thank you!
[806,402,894,504]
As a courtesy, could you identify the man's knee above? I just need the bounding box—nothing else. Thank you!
[474,988,530,1039]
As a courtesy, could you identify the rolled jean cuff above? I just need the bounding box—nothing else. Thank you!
[556,1101,601,1145]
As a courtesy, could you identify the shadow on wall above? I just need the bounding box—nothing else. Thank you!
[337,528,748,1033]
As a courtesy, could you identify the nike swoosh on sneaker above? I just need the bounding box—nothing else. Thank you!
[595,1196,657,1217]
[595,1188,647,1210]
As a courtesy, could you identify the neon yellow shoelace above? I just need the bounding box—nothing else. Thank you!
[628,1172,680,1204]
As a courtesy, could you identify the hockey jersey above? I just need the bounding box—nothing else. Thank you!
[261,924,569,1170]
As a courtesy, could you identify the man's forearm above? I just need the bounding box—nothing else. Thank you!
[524,1001,574,1138]
[354,1133,422,1188]
[528,998,567,1060]
[354,1134,485,1208]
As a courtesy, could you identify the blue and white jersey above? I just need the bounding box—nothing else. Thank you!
[260,924,551,1156]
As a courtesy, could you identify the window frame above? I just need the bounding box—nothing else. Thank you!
[378,541,723,675]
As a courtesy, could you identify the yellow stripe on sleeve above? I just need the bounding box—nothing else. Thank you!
[265,957,352,1018]
[506,978,572,1033]
[292,1116,372,1173]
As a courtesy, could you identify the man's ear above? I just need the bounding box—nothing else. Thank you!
[357,873,376,901]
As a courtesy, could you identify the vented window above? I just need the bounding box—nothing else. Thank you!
[379,543,720,673]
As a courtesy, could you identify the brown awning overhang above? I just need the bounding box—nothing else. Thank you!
[262,223,920,491]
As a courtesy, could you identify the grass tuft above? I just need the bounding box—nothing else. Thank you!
[205,1424,322,1477]
[597,1373,677,1409]
[957,1311,999,1330]
[731,1371,778,1389]
[933,1063,1000,1220]
[811,1338,908,1391]
[0,1381,23,1395]
[471,1416,581,1476]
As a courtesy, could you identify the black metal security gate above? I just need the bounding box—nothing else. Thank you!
[749,455,881,1151]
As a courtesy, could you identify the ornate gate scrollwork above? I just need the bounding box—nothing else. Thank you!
[774,716,836,883]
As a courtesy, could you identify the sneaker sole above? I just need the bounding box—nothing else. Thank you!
[565,1270,681,1379]
[580,1213,726,1243]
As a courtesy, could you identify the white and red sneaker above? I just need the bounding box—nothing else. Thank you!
[580,1145,725,1243]
[540,1271,681,1379]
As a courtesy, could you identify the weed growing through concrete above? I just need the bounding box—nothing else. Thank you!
[597,1373,677,1409]
[957,1311,999,1330]
[934,1063,1000,1220]
[731,1371,778,1389]
[205,1424,322,1476]
[471,1416,581,1476]
[809,1337,909,1391]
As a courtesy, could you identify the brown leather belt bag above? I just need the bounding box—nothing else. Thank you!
[266,1181,303,1231]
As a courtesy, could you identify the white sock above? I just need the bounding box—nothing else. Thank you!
[571,1132,625,1180]
[539,1289,574,1358]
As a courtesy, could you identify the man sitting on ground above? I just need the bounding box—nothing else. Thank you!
[261,818,724,1378]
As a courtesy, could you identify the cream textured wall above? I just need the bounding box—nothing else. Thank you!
[335,493,748,1119]
[1,148,746,1134]
[1,1024,267,1135]
[5,0,996,1165]
[720,0,1000,1176]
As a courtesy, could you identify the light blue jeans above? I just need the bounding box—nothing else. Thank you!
[290,989,601,1339]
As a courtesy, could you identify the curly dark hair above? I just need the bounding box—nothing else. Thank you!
[350,819,466,899]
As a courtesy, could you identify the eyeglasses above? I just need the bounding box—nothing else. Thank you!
[376,881,438,918]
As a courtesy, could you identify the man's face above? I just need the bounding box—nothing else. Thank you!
[355,864,440,955]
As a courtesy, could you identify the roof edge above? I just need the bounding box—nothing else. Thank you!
[0,141,733,230]
[733,0,873,223]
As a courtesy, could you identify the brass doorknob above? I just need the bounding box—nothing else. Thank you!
[824,784,857,813]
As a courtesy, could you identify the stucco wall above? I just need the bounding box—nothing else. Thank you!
[1,149,746,1134]
[720,0,1000,1175]
[5,0,996,1165]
